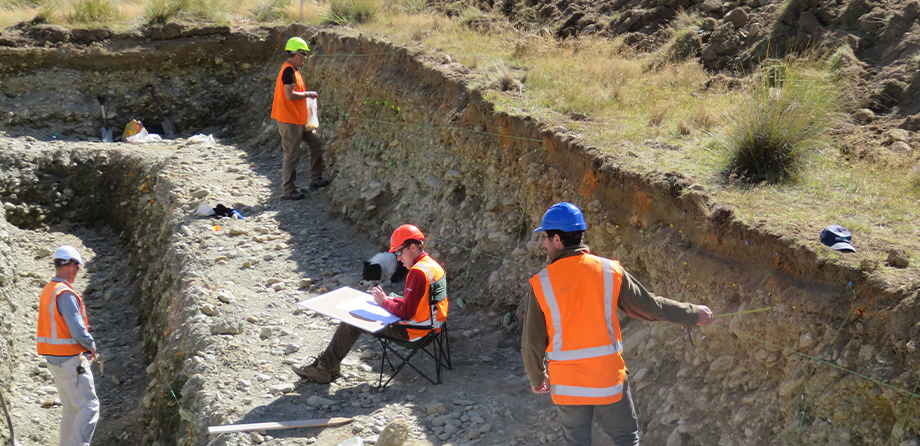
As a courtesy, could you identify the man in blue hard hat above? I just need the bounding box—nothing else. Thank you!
[271,36,329,200]
[522,202,713,446]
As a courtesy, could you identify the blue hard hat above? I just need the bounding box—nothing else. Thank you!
[533,202,586,233]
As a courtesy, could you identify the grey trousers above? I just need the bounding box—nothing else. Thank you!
[277,122,324,195]
[48,355,99,446]
[320,322,409,368]
[556,378,640,446]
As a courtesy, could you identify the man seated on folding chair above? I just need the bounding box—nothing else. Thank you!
[293,224,448,384]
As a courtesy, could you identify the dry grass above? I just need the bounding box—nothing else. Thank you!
[66,0,122,25]
[324,0,379,25]
[0,0,316,28]
[0,3,917,272]
[252,0,297,22]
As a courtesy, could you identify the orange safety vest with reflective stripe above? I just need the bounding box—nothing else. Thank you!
[529,253,627,405]
[399,255,449,341]
[36,281,90,357]
[271,61,308,125]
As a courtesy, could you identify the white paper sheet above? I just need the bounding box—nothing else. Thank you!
[335,294,400,324]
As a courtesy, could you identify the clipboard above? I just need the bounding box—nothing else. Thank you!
[297,287,398,333]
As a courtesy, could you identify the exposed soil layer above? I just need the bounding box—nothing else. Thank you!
[0,22,918,446]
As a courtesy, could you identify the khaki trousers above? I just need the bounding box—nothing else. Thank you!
[48,355,99,446]
[277,122,325,195]
[320,322,409,368]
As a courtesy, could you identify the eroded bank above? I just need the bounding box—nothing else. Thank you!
[0,23,917,445]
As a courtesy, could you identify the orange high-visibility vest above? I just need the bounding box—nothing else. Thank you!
[399,255,449,341]
[529,253,627,405]
[271,61,308,125]
[36,281,90,357]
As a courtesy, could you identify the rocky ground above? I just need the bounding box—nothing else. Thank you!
[0,135,615,446]
[451,0,920,154]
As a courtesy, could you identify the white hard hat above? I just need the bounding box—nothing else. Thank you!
[53,245,84,266]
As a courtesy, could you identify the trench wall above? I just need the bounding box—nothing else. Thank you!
[0,140,218,444]
[0,194,15,444]
[0,23,917,445]
[305,32,920,444]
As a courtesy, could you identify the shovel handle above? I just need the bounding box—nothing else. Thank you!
[145,84,166,114]
[97,96,108,128]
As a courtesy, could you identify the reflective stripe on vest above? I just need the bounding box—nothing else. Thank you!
[37,281,90,356]
[552,383,624,398]
[270,61,308,125]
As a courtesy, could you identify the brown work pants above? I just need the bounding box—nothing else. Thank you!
[320,322,409,368]
[277,122,324,196]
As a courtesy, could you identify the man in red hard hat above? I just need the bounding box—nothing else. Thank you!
[293,224,448,383]
[271,36,329,201]
[523,202,713,446]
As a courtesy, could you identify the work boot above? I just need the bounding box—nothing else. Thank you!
[292,355,340,383]
[310,178,330,188]
[283,190,305,200]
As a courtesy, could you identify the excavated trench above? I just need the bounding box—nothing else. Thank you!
[1,23,919,446]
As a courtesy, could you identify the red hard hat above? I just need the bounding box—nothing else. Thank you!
[389,224,425,252]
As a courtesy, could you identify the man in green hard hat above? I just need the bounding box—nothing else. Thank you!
[271,36,329,200]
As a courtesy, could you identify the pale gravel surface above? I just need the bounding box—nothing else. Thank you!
[1,136,582,446]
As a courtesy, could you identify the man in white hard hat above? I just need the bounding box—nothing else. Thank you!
[37,245,99,446]
[271,36,329,200]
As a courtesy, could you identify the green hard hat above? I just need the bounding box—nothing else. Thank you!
[284,37,310,52]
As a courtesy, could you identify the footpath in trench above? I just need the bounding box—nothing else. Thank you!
[1,136,615,446]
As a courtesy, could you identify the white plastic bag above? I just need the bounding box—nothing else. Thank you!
[188,133,216,148]
[305,97,319,131]
[194,202,215,216]
[126,128,163,143]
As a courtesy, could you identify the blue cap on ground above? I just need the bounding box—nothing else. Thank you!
[534,202,587,233]
[820,225,856,253]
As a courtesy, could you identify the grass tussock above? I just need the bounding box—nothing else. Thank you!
[719,56,850,183]
[253,0,293,22]
[324,0,379,25]
[383,0,426,15]
[142,0,230,25]
[651,10,702,67]
[66,0,121,24]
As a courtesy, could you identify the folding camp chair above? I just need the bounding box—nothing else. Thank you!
[377,287,452,389]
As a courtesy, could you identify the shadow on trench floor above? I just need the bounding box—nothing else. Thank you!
[0,136,609,446]
[4,222,147,445]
